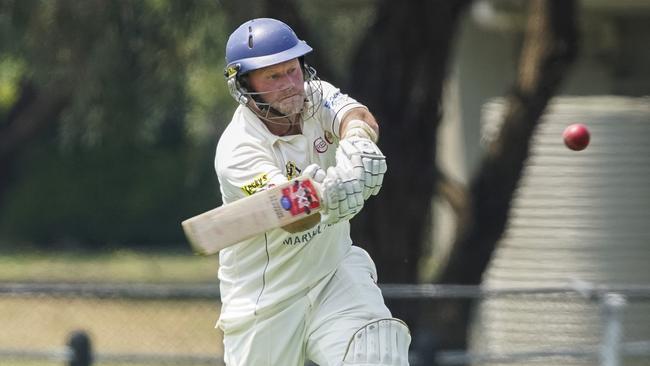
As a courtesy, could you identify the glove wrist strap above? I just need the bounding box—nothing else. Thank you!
[342,119,378,143]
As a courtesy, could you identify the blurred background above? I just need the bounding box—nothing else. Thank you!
[1,0,649,365]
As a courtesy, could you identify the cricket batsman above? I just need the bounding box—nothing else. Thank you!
[215,18,411,365]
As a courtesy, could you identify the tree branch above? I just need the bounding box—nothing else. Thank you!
[420,1,578,354]
[436,171,468,219]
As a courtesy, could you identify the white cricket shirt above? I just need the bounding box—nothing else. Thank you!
[215,80,367,329]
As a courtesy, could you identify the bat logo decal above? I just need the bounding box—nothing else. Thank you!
[280,196,292,210]
[280,179,321,216]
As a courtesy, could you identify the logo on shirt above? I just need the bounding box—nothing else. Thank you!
[314,137,328,153]
[241,173,269,196]
[323,91,347,111]
[285,161,301,180]
[283,224,323,246]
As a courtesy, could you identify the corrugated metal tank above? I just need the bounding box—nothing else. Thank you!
[471,96,650,365]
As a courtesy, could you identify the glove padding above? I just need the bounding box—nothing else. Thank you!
[337,136,387,199]
[323,165,364,224]
[302,163,364,225]
[302,163,327,183]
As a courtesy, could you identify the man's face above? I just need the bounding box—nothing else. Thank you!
[247,58,305,116]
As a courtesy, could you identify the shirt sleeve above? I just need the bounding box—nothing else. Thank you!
[215,139,287,205]
[311,80,368,138]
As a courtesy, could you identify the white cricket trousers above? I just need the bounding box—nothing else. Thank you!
[221,246,392,366]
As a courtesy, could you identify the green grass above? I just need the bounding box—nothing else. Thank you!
[0,248,219,283]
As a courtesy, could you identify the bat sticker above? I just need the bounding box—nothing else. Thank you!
[280,179,321,216]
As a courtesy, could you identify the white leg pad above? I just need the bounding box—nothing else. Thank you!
[342,318,411,366]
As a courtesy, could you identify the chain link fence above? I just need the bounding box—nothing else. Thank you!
[1,282,649,365]
[0,283,222,366]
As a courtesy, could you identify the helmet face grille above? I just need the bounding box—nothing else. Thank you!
[226,63,323,122]
[300,66,323,120]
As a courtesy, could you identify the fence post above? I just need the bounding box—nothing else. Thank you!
[67,330,93,366]
[600,293,626,366]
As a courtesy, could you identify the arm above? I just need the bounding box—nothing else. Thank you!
[339,107,380,142]
[282,212,321,233]
[217,135,322,234]
[336,107,387,200]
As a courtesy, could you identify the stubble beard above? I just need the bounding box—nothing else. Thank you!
[271,92,305,117]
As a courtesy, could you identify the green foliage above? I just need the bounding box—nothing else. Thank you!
[0,0,375,249]
[0,138,219,248]
[0,57,25,114]
[1,0,232,148]
[0,1,235,248]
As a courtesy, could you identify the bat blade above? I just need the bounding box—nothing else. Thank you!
[182,177,322,255]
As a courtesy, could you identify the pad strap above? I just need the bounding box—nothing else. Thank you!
[342,318,411,366]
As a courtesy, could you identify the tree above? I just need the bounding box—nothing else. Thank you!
[347,0,474,323]
[0,1,230,246]
[349,0,578,355]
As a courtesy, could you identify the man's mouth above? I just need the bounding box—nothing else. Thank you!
[280,94,300,101]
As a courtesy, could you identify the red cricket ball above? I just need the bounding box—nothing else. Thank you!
[563,123,590,151]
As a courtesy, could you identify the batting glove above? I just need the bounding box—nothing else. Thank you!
[302,163,363,224]
[337,136,387,200]
[319,165,364,225]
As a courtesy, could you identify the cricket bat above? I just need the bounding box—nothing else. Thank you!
[182,177,322,255]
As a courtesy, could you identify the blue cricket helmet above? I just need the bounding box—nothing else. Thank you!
[225,18,313,76]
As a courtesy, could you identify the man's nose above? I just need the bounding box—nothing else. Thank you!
[282,74,297,89]
[284,72,302,88]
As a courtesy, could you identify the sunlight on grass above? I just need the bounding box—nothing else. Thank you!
[0,297,223,365]
[0,250,223,363]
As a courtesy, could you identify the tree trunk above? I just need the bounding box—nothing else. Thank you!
[0,80,73,207]
[348,0,472,326]
[428,0,579,356]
